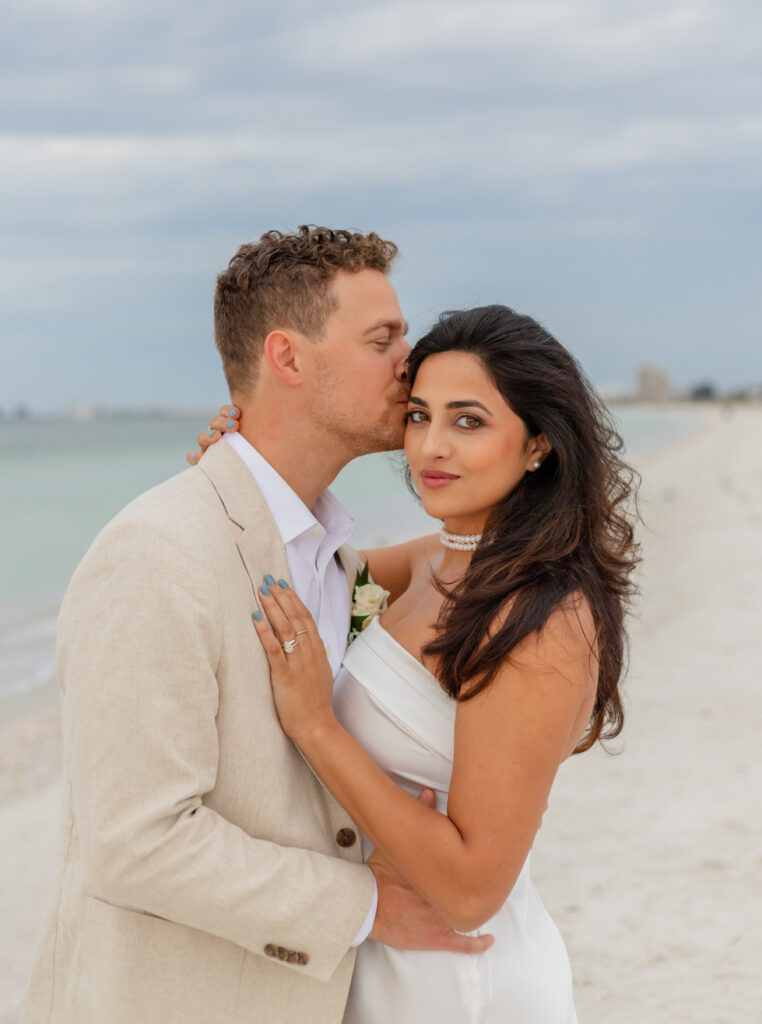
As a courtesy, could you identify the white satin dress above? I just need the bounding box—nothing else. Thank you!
[333,617,578,1024]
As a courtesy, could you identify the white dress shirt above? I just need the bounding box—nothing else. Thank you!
[224,432,377,943]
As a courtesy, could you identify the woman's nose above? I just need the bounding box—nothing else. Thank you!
[420,421,450,459]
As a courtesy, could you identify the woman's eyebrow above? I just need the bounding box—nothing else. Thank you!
[446,400,492,414]
[408,396,492,415]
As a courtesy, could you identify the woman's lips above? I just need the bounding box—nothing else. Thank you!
[420,470,460,489]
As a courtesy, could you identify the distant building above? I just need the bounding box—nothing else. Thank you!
[596,382,628,403]
[636,364,671,403]
[70,402,96,421]
[689,382,717,402]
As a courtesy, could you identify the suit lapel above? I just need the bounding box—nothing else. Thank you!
[198,442,354,804]
[197,441,290,598]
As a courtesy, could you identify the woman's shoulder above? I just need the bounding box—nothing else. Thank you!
[473,588,597,686]
[505,589,598,690]
[360,533,440,602]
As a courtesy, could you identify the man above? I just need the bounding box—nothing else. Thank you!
[24,226,489,1024]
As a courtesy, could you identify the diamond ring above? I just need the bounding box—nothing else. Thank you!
[283,629,309,654]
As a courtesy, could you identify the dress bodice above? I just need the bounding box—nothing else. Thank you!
[334,616,455,824]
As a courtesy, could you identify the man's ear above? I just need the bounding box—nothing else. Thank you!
[262,330,303,386]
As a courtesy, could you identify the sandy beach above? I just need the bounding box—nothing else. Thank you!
[2,405,760,1022]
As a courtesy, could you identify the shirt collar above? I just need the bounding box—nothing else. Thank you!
[224,432,353,548]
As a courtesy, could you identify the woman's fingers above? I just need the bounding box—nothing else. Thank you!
[251,607,287,663]
[266,579,316,631]
[209,410,240,435]
[258,579,299,644]
[262,578,318,637]
[198,409,240,452]
[197,428,218,452]
[258,577,320,650]
[188,406,240,466]
[417,787,437,809]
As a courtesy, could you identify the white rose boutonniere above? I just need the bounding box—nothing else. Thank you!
[348,562,390,644]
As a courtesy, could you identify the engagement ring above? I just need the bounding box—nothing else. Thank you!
[283,629,309,654]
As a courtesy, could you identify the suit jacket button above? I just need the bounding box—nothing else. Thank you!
[297,952,309,965]
[264,944,277,958]
[277,946,288,960]
[336,827,356,848]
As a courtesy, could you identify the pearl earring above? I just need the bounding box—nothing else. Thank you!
[533,461,541,469]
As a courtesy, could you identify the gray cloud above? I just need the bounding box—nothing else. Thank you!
[1,0,760,410]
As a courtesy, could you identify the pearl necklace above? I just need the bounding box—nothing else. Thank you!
[439,528,482,551]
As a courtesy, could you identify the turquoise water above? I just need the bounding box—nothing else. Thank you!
[0,406,707,696]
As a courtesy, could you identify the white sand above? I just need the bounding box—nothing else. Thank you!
[0,707,61,1024]
[533,405,762,1021]
[2,405,761,1022]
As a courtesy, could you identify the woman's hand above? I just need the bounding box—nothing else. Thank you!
[186,405,240,465]
[365,792,495,951]
[251,578,337,744]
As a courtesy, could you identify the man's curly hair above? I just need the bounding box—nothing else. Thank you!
[214,225,398,395]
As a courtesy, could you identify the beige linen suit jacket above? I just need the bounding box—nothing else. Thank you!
[23,440,375,1024]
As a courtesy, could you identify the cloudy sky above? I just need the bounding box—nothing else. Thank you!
[2,0,760,413]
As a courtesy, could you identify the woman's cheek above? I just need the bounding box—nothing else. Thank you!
[403,434,422,491]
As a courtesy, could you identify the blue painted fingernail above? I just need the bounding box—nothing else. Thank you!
[227,420,236,429]
[260,584,270,596]
[252,610,262,622]
[229,408,238,416]
[278,579,289,589]
[208,430,215,438]
[264,573,275,585]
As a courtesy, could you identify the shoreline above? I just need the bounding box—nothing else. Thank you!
[0,400,716,718]
[0,677,59,733]
[2,405,760,1020]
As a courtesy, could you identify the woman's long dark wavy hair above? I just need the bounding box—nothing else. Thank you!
[405,305,640,753]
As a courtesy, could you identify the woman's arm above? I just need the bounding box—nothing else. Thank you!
[358,534,438,603]
[254,584,597,932]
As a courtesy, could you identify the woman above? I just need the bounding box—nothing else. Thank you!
[194,305,638,1022]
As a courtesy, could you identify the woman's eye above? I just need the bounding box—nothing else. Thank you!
[456,414,483,429]
[405,410,427,424]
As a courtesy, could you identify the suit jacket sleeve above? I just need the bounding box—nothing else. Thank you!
[58,508,375,983]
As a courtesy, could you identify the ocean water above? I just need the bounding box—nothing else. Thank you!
[0,406,707,699]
